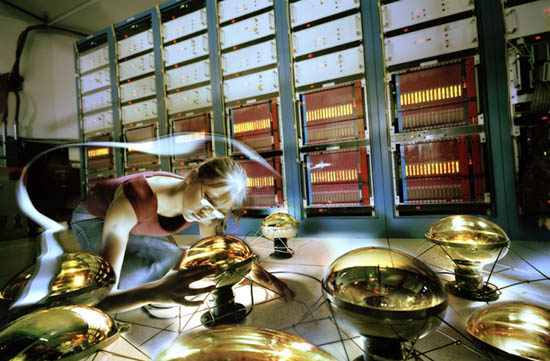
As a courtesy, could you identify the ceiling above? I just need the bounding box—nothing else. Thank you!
[1,0,167,35]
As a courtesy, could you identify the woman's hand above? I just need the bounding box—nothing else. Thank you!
[150,265,217,306]
[250,262,295,302]
[94,266,217,314]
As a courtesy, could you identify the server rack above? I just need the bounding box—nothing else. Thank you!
[72,0,550,240]
[160,1,214,174]
[75,32,117,188]
[289,0,375,218]
[382,0,492,216]
[115,14,163,174]
[505,0,550,231]
[219,0,287,217]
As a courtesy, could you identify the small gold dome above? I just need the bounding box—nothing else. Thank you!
[467,302,550,361]
[155,325,338,361]
[1,251,116,307]
[260,212,299,240]
[322,247,447,340]
[425,215,510,266]
[0,305,120,361]
[180,235,255,288]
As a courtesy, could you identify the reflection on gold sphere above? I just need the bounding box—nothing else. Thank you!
[425,215,510,267]
[467,302,550,361]
[322,247,447,341]
[155,325,338,361]
[0,251,116,307]
[0,305,120,361]
[180,235,255,288]
[261,212,299,240]
[426,215,510,299]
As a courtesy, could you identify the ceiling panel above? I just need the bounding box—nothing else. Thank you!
[3,0,166,35]
[5,0,92,22]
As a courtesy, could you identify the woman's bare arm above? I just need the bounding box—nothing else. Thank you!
[199,221,217,237]
[100,187,137,290]
[95,266,217,314]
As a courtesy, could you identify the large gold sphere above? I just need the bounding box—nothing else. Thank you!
[155,325,338,361]
[260,212,299,240]
[179,235,255,288]
[425,215,510,267]
[322,247,447,341]
[0,305,121,361]
[467,302,550,361]
[0,251,116,307]
[425,215,510,299]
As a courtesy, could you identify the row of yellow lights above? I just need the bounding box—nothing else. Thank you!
[246,176,275,187]
[244,138,272,149]
[245,195,276,207]
[308,125,354,141]
[400,84,462,106]
[402,108,463,124]
[312,190,360,203]
[234,118,271,134]
[88,148,110,157]
[406,161,460,177]
[175,131,206,143]
[407,184,462,199]
[306,103,353,122]
[311,169,358,184]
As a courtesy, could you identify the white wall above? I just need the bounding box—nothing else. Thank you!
[1,11,82,140]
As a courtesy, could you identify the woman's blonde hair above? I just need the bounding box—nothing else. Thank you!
[193,156,247,234]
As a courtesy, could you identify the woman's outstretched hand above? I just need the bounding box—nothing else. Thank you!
[94,265,218,314]
[151,265,218,306]
[250,262,296,302]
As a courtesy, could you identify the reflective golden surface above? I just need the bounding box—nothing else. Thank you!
[0,252,116,307]
[155,325,338,361]
[0,305,120,361]
[260,212,299,240]
[467,302,550,361]
[180,235,255,288]
[322,247,447,340]
[425,215,510,266]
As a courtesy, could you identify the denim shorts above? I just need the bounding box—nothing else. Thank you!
[70,203,184,290]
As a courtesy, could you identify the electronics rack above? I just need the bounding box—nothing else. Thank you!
[161,1,213,175]
[219,0,286,217]
[73,0,550,240]
[381,0,492,216]
[289,0,374,217]
[505,0,550,229]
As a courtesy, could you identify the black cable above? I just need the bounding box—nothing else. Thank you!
[1,23,88,154]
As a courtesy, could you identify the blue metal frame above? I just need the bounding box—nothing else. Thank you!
[395,74,403,133]
[73,42,86,195]
[206,0,226,157]
[151,6,170,171]
[106,27,123,177]
[394,74,408,204]
[400,148,408,204]
[273,0,303,222]
[304,155,313,205]
[300,94,309,144]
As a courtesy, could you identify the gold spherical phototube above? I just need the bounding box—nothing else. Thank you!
[261,212,299,259]
[155,325,339,361]
[179,234,256,327]
[322,247,448,361]
[0,305,127,361]
[467,302,550,361]
[426,215,510,301]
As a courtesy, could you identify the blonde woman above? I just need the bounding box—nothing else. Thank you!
[70,156,294,314]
